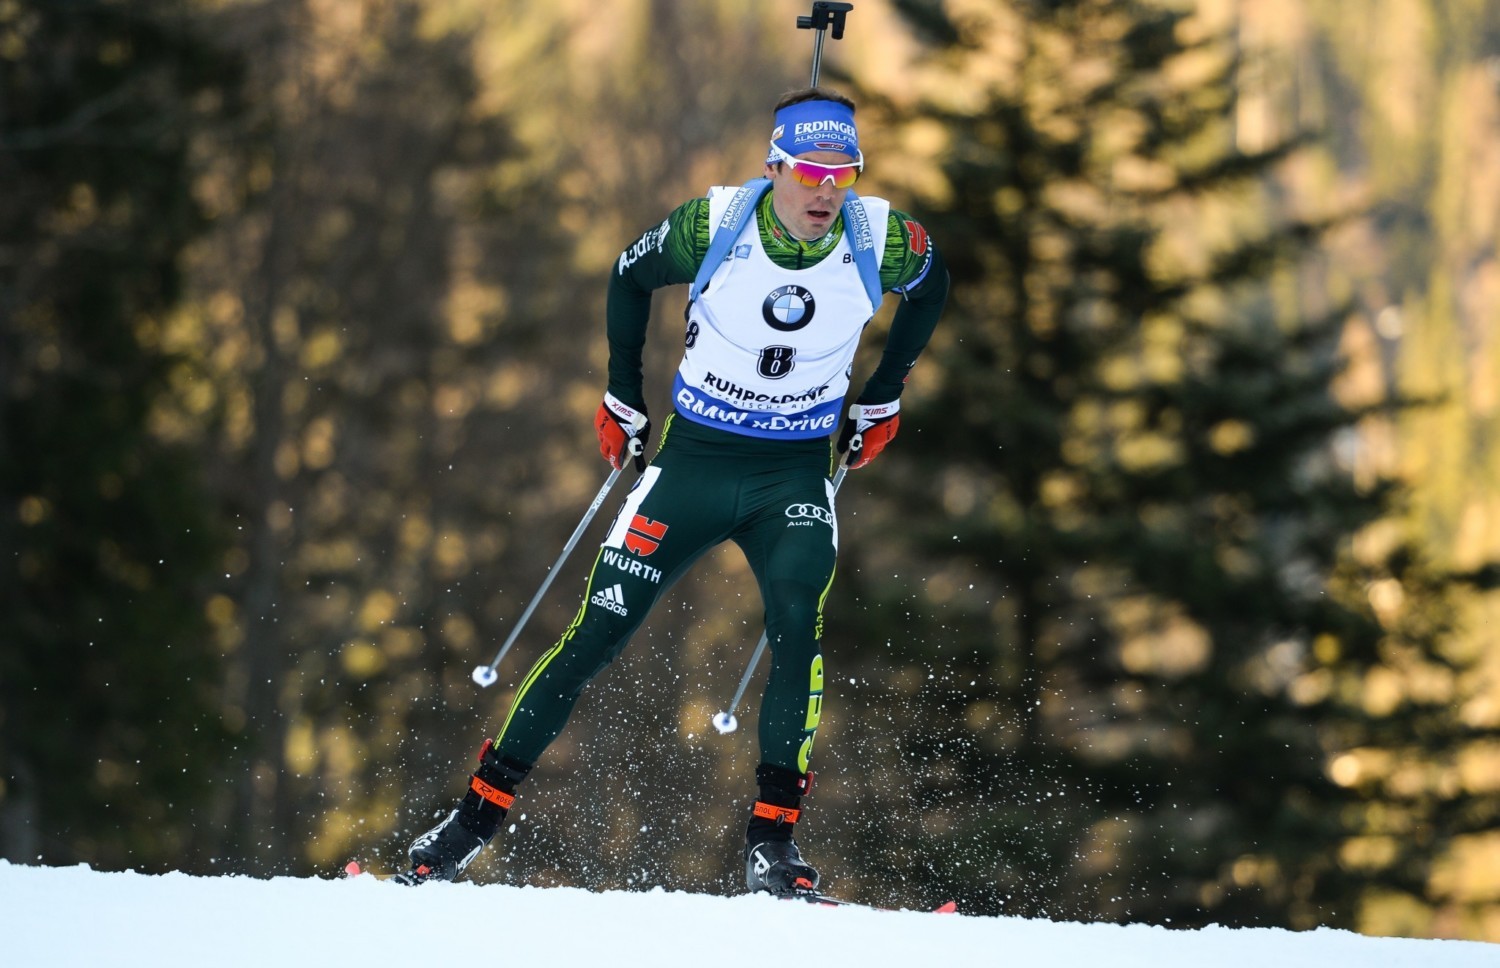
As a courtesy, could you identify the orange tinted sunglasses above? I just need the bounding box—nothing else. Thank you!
[769,143,864,189]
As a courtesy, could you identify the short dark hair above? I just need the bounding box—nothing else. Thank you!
[775,87,856,113]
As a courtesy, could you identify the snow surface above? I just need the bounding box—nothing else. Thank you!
[1,860,1494,967]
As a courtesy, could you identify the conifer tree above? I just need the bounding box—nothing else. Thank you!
[0,1,238,868]
[826,0,1492,927]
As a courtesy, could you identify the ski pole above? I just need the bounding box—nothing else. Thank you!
[472,433,644,688]
[711,459,853,734]
[796,2,854,87]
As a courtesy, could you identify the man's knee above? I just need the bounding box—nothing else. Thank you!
[765,579,830,643]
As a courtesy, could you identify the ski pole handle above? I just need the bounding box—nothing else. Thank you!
[711,462,851,732]
[472,457,634,688]
[629,420,648,473]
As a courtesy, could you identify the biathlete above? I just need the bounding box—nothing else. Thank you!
[398,86,949,893]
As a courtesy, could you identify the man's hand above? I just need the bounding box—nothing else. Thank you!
[595,392,650,471]
[836,400,900,470]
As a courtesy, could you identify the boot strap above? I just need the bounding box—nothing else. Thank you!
[470,775,516,810]
[752,801,800,824]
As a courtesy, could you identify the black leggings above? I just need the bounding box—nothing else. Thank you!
[492,415,839,774]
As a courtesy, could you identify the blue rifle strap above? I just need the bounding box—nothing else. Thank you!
[689,178,773,304]
[841,189,884,314]
[690,180,884,316]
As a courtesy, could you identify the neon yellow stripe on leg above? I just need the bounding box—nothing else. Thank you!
[493,550,603,747]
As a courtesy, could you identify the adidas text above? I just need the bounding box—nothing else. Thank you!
[590,583,629,616]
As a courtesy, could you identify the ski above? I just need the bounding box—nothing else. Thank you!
[776,889,958,914]
[342,860,414,883]
[348,860,957,912]
[345,860,443,885]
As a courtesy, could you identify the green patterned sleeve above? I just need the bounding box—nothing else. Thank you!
[605,199,711,409]
[878,208,935,294]
[859,209,950,405]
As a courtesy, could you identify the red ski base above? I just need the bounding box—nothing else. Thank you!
[343,861,403,882]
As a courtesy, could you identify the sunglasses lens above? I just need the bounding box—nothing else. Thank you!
[789,162,859,189]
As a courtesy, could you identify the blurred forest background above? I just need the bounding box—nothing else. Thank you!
[4,0,1500,942]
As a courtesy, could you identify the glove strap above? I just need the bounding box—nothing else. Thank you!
[603,391,645,428]
[853,398,899,431]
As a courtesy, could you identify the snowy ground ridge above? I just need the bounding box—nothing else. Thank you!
[1,860,1494,967]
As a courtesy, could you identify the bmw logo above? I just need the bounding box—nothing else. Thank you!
[762,285,816,331]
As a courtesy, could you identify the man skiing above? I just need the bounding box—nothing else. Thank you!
[398,87,949,894]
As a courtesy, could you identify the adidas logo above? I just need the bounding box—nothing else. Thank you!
[590,582,629,617]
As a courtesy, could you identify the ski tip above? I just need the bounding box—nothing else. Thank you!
[344,861,364,878]
[934,900,958,914]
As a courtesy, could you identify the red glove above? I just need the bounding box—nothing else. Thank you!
[836,401,900,470]
[595,392,649,471]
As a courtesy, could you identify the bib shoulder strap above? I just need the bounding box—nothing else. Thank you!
[841,191,885,314]
[689,178,773,303]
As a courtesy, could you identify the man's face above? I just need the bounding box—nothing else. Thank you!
[765,150,856,241]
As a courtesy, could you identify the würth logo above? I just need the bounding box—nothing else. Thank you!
[590,583,629,617]
[601,549,663,584]
[625,515,668,556]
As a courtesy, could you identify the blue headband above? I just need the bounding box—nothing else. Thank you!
[767,99,859,162]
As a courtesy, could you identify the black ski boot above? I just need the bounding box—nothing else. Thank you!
[396,741,529,885]
[744,764,820,894]
[747,839,820,894]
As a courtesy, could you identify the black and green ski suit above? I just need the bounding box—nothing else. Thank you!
[490,187,948,778]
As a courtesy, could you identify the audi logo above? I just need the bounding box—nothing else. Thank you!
[785,504,833,525]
